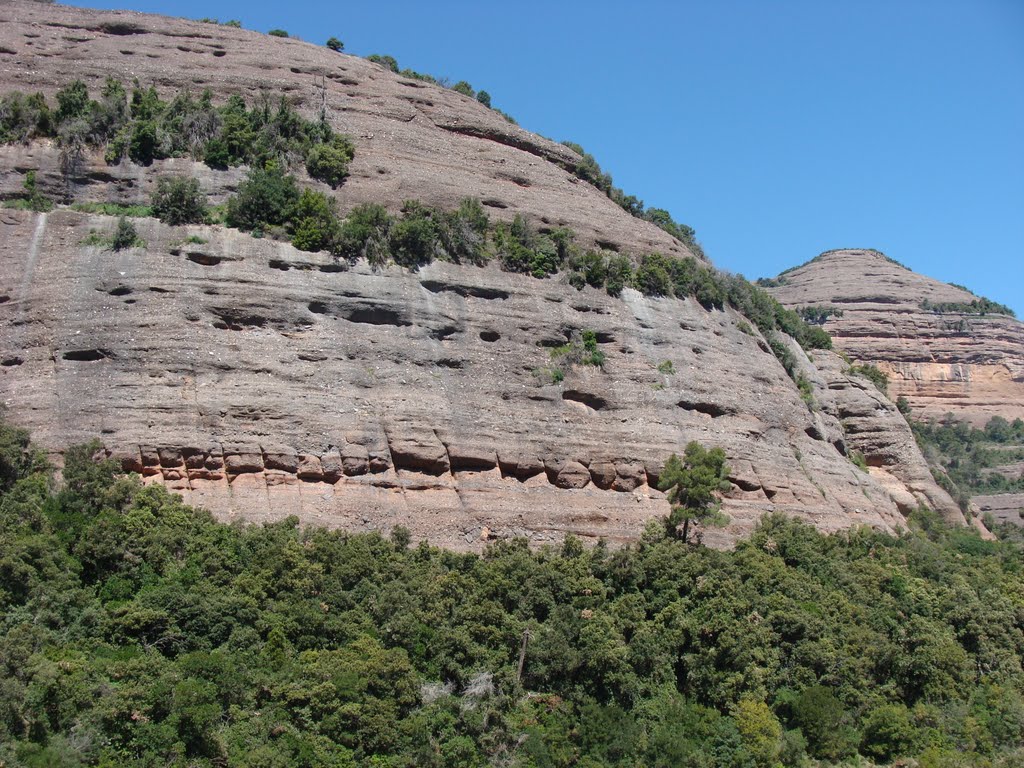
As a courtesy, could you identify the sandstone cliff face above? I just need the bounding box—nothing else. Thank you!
[0,4,965,546]
[766,249,1024,427]
[768,249,1024,525]
[1,208,958,547]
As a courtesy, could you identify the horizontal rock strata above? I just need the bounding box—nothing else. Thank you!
[0,210,956,548]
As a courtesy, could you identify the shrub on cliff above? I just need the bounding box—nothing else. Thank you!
[334,203,393,266]
[150,175,207,225]
[305,134,354,188]
[389,201,439,269]
[291,189,340,252]
[224,163,299,233]
[111,217,143,251]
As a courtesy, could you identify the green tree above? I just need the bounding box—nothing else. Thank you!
[658,441,730,543]
[224,163,299,232]
[291,189,340,252]
[111,217,141,251]
[326,37,344,52]
[150,175,207,225]
[305,134,355,188]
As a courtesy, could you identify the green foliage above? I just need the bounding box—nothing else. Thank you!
[335,202,393,265]
[1,415,1024,767]
[14,170,52,212]
[366,54,400,73]
[848,363,889,395]
[912,414,1024,498]
[110,216,142,251]
[657,360,675,375]
[0,91,52,143]
[326,37,344,52]
[54,80,90,125]
[548,329,606,373]
[451,81,475,98]
[849,450,869,471]
[224,163,300,233]
[797,305,844,324]
[796,373,814,408]
[267,29,289,38]
[70,201,151,217]
[658,441,731,543]
[493,215,566,278]
[150,175,207,225]
[476,90,492,108]
[1,80,355,182]
[305,134,354,188]
[290,189,341,252]
[922,297,1015,318]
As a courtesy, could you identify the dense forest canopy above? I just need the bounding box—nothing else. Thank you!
[1,417,1023,767]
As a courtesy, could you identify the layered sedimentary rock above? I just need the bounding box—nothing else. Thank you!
[0,209,961,547]
[766,249,1024,426]
[0,3,966,547]
[768,249,1024,524]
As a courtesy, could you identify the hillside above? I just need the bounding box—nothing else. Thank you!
[765,249,1023,425]
[766,249,1024,526]
[0,2,964,546]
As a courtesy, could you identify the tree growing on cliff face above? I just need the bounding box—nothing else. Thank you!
[658,441,730,543]
[151,175,207,225]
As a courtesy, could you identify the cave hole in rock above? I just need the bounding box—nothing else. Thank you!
[63,349,108,362]
[677,400,730,418]
[343,306,411,327]
[479,330,500,342]
[594,331,615,344]
[0,295,10,304]
[212,50,226,57]
[308,301,329,315]
[319,263,347,273]
[420,280,510,300]
[108,286,132,296]
[562,390,608,411]
[1,357,23,367]
[596,240,620,252]
[148,287,171,293]
[430,324,461,341]
[187,252,226,266]
[436,358,464,369]
[269,260,291,271]
[481,199,508,209]
[98,21,147,35]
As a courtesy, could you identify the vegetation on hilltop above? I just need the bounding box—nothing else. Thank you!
[1,416,1023,766]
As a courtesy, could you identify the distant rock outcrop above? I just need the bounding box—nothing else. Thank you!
[766,249,1024,426]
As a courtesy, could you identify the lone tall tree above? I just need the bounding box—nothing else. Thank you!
[658,441,731,543]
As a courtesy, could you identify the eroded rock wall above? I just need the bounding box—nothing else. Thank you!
[767,249,1024,426]
[0,210,947,547]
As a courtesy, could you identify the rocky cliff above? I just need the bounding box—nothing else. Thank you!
[767,249,1024,526]
[0,2,964,547]
[766,249,1024,427]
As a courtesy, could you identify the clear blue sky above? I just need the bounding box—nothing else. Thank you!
[74,0,1024,314]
